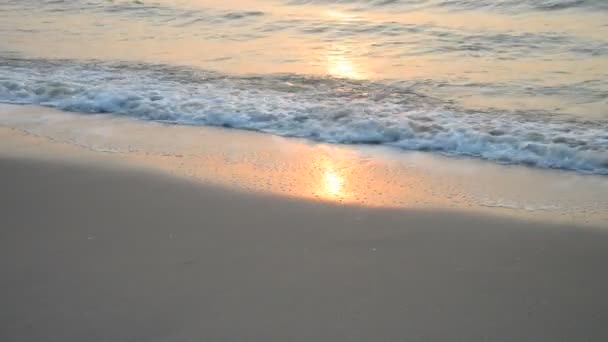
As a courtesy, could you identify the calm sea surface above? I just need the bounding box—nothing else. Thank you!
[1,0,607,173]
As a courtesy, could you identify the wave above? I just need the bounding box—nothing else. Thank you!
[4,0,606,60]
[4,1,604,59]
[286,0,608,12]
[7,0,607,21]
[1,0,265,23]
[1,58,607,174]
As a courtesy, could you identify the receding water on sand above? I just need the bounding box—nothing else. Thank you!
[2,104,606,227]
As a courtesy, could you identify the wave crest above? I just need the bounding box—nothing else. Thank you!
[1,58,607,174]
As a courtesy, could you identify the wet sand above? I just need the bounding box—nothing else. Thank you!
[2,104,607,227]
[1,155,608,341]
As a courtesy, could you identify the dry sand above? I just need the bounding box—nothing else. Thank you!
[1,155,608,341]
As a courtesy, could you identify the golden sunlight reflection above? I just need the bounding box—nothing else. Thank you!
[324,10,357,20]
[323,168,345,197]
[328,58,358,79]
[326,46,367,79]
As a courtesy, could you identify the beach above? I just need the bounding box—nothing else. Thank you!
[2,0,608,340]
[2,151,608,341]
[1,104,608,341]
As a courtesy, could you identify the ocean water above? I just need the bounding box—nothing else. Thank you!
[1,0,607,173]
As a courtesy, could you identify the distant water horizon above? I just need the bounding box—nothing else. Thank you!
[1,0,607,174]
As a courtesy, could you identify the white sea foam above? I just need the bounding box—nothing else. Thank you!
[1,59,607,174]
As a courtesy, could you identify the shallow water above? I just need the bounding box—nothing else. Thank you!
[0,0,607,173]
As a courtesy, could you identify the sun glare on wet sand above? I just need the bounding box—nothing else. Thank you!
[323,167,346,197]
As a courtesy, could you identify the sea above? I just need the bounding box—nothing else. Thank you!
[1,0,607,174]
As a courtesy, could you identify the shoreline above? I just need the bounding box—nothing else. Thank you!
[1,104,607,227]
[1,154,608,341]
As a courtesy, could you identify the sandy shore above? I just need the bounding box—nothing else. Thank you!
[2,104,607,227]
[1,155,608,341]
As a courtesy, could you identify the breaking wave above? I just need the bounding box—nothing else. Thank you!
[1,58,607,174]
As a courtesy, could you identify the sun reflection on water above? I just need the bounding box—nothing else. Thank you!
[328,57,359,79]
[327,49,369,79]
[324,10,357,20]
